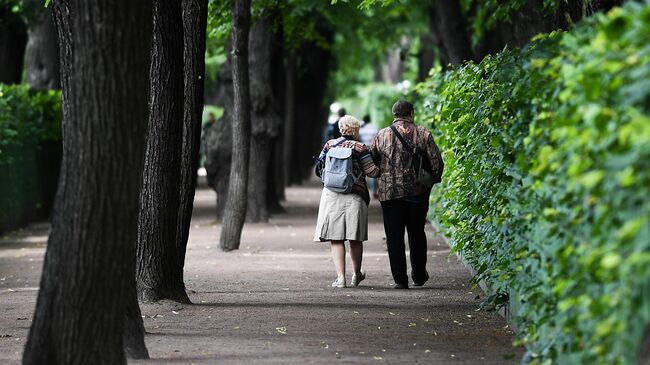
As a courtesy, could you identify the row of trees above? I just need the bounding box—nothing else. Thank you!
[202,0,622,243]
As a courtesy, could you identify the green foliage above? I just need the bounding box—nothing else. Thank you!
[461,0,563,43]
[418,3,650,364]
[0,85,62,165]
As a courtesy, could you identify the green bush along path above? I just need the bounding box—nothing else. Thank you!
[0,85,62,233]
[0,179,521,364]
[418,3,650,364]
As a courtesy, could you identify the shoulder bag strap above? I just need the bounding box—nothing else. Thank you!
[390,125,415,154]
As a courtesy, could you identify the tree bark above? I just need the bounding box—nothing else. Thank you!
[219,0,251,251]
[428,0,474,67]
[24,1,60,90]
[246,18,281,223]
[0,10,27,84]
[22,0,152,363]
[123,279,148,359]
[136,0,188,303]
[173,0,208,300]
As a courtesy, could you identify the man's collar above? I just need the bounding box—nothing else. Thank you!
[393,117,414,124]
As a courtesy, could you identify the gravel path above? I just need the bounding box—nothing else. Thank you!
[0,179,522,364]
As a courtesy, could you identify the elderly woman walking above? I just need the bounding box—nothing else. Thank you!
[314,115,380,288]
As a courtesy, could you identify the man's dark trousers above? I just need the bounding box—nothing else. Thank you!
[380,199,429,286]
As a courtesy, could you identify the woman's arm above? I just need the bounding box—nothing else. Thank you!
[356,144,380,178]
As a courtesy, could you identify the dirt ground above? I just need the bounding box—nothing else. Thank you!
[0,179,522,364]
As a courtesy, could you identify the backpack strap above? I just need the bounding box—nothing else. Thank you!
[330,137,347,149]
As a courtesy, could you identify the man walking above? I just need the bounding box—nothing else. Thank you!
[371,100,443,289]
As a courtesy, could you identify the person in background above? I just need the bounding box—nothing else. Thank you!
[314,115,380,288]
[326,107,346,141]
[359,115,379,199]
[371,100,443,289]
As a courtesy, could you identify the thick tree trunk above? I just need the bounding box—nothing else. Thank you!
[0,15,27,84]
[246,19,281,223]
[428,0,474,67]
[136,0,188,303]
[24,1,60,90]
[219,0,251,251]
[22,0,152,363]
[174,0,208,299]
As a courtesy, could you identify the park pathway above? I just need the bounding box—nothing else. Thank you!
[0,179,522,364]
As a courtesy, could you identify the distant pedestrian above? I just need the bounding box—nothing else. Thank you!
[359,115,379,199]
[314,115,380,288]
[325,107,346,141]
[370,100,444,289]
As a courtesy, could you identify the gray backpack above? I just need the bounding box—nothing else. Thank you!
[322,139,360,193]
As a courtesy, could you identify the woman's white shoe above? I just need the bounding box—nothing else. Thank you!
[351,271,366,287]
[331,276,346,288]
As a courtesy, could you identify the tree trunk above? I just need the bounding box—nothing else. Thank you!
[428,0,474,67]
[136,0,188,303]
[123,279,148,359]
[22,0,152,363]
[0,13,27,84]
[417,32,436,82]
[173,0,208,299]
[291,39,333,183]
[24,1,60,90]
[246,18,281,223]
[219,0,251,251]
[267,137,286,213]
[282,55,296,186]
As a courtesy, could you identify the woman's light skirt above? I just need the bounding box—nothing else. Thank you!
[313,188,368,242]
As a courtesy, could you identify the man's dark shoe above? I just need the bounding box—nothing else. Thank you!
[412,272,429,287]
[393,282,409,289]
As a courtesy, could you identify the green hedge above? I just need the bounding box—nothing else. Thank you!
[0,85,62,233]
[418,3,650,364]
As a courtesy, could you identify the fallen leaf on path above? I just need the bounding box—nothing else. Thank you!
[425,349,431,353]
[275,326,287,335]
[373,356,383,360]
[408,322,416,327]
[389,312,395,316]
[172,310,179,315]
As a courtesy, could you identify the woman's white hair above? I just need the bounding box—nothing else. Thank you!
[338,115,361,136]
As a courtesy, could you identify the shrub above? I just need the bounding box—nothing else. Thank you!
[0,84,62,165]
[418,3,650,364]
